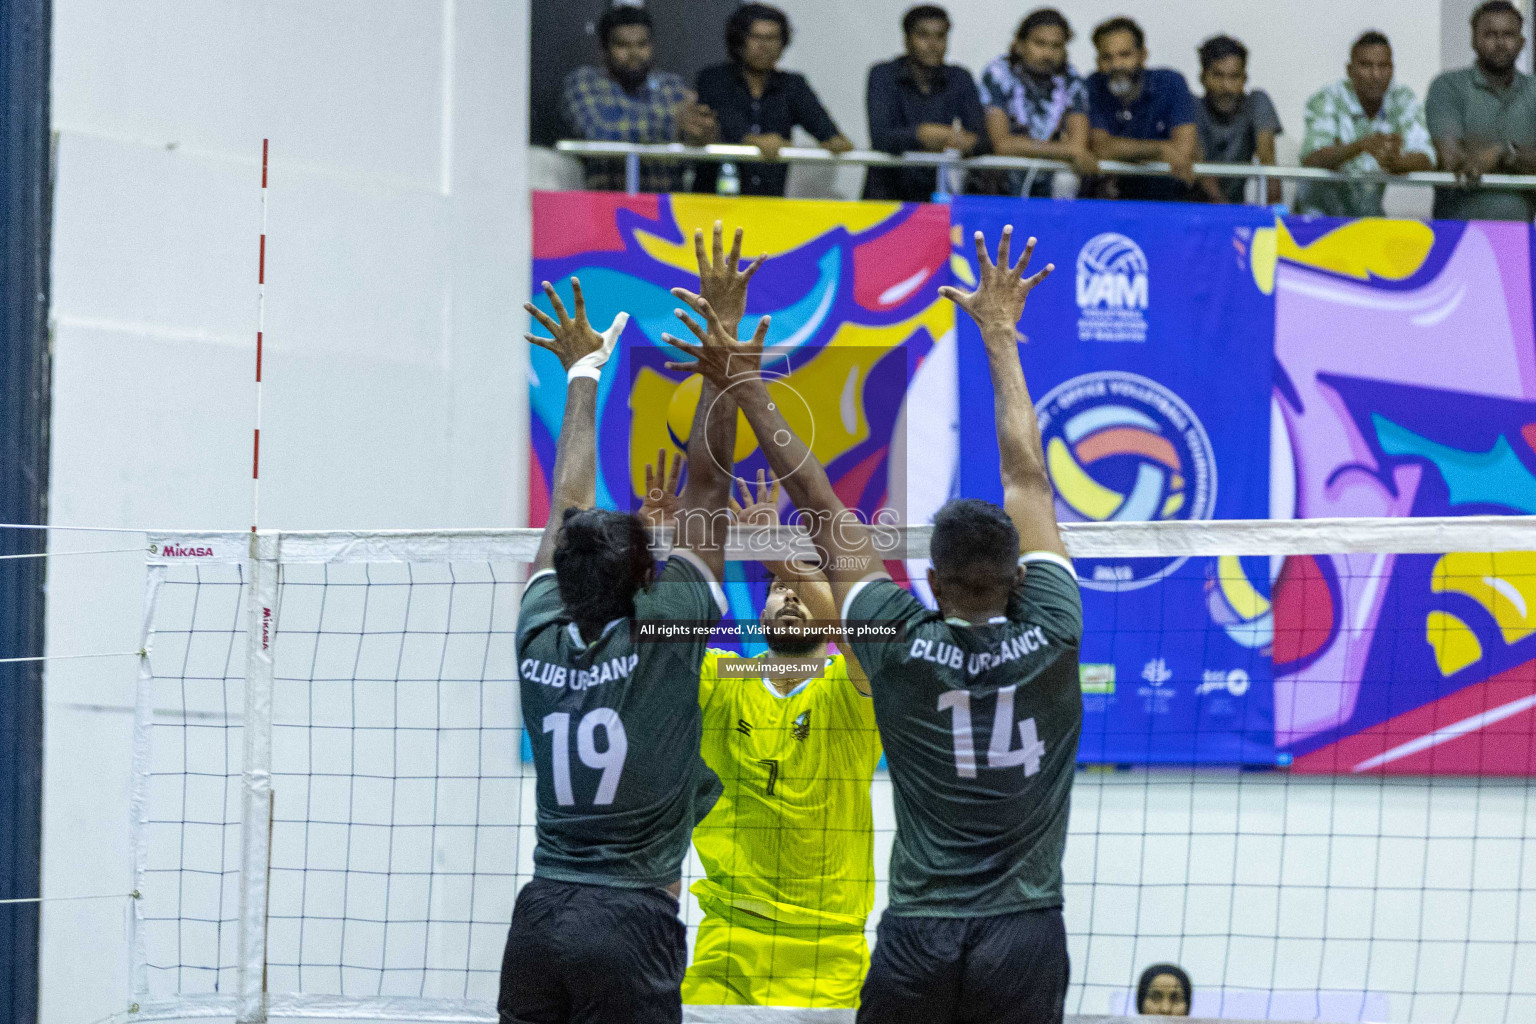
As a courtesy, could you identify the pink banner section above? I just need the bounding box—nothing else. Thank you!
[1271,218,1536,774]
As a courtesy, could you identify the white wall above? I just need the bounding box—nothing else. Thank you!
[43,1,530,1021]
[775,0,1452,215]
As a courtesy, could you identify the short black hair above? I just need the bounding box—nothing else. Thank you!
[552,507,653,635]
[1198,34,1248,72]
[1472,0,1523,31]
[903,4,950,36]
[1092,16,1145,51]
[929,499,1019,585]
[597,5,652,48]
[1137,964,1193,1013]
[726,3,792,61]
[1350,30,1392,58]
[1017,7,1072,43]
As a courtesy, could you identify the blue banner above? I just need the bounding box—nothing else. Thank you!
[953,197,1277,764]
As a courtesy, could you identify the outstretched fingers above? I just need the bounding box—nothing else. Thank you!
[741,252,767,283]
[1023,262,1056,292]
[1010,236,1038,280]
[936,285,973,311]
[524,302,559,335]
[524,333,556,353]
[749,313,773,346]
[568,276,588,323]
[972,230,994,275]
[666,452,684,494]
[542,280,572,325]
[693,228,709,275]
[672,307,709,344]
[727,226,744,271]
[996,225,1013,274]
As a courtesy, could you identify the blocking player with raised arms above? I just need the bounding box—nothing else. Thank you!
[664,226,1082,1024]
[503,274,736,1024]
[644,224,884,1007]
[645,465,883,1008]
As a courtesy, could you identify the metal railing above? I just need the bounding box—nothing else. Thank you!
[555,139,1536,201]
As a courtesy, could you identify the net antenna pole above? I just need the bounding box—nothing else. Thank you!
[237,531,278,1024]
[252,138,268,534]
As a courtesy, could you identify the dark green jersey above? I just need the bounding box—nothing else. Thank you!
[847,553,1083,918]
[517,552,726,889]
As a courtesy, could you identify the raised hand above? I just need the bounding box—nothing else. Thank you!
[662,288,771,389]
[729,469,782,527]
[524,277,628,376]
[694,221,766,336]
[938,226,1054,344]
[640,448,686,532]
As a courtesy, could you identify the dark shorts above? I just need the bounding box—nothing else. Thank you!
[857,906,1069,1024]
[499,876,686,1024]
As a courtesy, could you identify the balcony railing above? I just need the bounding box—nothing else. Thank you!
[554,139,1536,202]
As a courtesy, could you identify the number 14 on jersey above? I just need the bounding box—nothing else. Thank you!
[937,685,1045,779]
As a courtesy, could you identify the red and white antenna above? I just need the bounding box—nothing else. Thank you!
[252,138,268,533]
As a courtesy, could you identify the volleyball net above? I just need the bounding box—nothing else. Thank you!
[125,517,1536,1023]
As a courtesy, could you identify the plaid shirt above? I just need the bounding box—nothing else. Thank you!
[1297,79,1434,216]
[561,65,692,192]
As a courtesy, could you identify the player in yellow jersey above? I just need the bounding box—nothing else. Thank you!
[643,462,883,1009]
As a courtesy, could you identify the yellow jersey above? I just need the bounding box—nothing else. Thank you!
[691,649,883,927]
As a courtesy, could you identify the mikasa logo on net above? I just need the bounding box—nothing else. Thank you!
[1076,232,1149,342]
[150,543,215,557]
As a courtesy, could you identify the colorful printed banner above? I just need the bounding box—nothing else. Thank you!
[952,197,1277,765]
[1269,218,1536,774]
[529,191,957,649]
[530,192,1536,774]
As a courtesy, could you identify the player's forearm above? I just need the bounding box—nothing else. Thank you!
[534,377,598,570]
[684,379,737,514]
[734,380,831,512]
[982,327,1049,496]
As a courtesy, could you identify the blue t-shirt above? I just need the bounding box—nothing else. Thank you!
[1087,67,1197,201]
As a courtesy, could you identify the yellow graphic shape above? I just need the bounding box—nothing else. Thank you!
[1273,217,1436,282]
[635,195,902,272]
[1216,554,1270,619]
[1250,226,1278,295]
[949,253,977,287]
[1426,610,1483,676]
[1431,551,1536,644]
[1047,438,1122,521]
[1161,492,1185,519]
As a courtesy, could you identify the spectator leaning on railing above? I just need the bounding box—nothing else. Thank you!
[1297,31,1434,217]
[560,5,719,192]
[694,2,853,197]
[1427,0,1536,221]
[976,8,1096,199]
[1085,16,1200,202]
[1192,35,1283,205]
[864,4,987,203]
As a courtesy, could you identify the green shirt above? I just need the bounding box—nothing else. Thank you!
[517,552,727,888]
[847,553,1083,918]
[1297,79,1435,217]
[1426,66,1536,221]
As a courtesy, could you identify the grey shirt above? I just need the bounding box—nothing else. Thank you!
[1426,66,1536,221]
[1193,90,1283,203]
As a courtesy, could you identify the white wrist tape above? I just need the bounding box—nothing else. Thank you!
[566,311,628,383]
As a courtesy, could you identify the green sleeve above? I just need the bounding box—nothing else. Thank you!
[1008,554,1082,645]
[516,571,565,647]
[845,578,929,680]
[1300,89,1334,158]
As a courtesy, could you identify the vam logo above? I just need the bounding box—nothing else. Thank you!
[1076,232,1149,342]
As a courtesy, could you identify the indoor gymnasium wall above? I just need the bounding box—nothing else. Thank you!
[42,2,531,1021]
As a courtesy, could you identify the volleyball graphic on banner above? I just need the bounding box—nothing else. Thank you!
[1036,369,1217,590]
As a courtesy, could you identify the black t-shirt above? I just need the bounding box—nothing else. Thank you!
[517,551,726,888]
[694,62,842,196]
